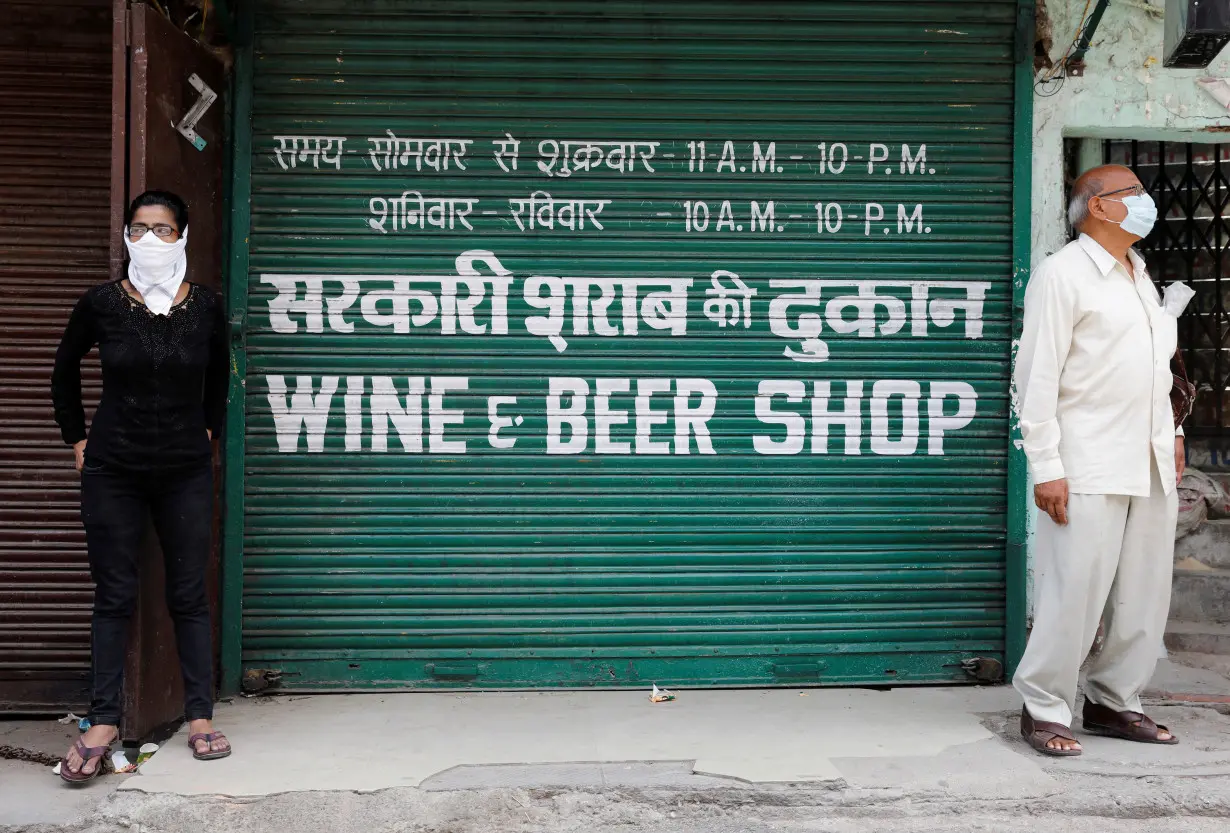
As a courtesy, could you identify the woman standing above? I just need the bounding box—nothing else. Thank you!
[52,190,231,783]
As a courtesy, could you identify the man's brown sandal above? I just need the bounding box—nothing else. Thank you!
[1082,701,1179,745]
[1021,708,1082,757]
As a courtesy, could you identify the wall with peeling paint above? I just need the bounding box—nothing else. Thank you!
[1033,0,1230,265]
[1026,1,1230,618]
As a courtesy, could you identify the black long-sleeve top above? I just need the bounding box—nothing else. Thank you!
[51,280,227,471]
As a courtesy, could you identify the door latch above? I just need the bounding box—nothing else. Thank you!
[427,663,480,681]
[176,73,217,151]
[960,657,1004,683]
[771,661,823,681]
[229,312,246,348]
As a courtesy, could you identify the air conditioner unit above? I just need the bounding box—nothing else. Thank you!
[1165,0,1230,68]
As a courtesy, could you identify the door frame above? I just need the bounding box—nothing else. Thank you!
[220,0,254,698]
[1006,0,1035,677]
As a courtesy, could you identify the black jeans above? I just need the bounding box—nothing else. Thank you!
[81,461,214,726]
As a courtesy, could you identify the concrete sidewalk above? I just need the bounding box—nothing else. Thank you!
[127,686,1042,794]
[3,655,1230,832]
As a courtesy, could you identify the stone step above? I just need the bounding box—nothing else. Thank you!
[1170,567,1230,624]
[1164,620,1230,655]
[1176,519,1230,570]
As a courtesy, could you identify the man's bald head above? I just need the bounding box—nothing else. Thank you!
[1068,165,1142,234]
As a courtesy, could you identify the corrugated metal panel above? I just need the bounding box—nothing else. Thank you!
[242,0,1018,689]
[0,0,111,711]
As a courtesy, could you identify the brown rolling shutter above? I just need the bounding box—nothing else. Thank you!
[0,0,112,713]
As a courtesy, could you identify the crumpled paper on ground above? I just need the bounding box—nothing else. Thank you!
[56,713,91,731]
[649,684,676,703]
[110,750,137,774]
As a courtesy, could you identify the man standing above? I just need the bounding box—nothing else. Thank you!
[1014,164,1184,756]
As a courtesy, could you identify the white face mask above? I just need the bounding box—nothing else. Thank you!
[1103,193,1158,239]
[123,226,188,315]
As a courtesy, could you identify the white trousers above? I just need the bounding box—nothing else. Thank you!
[1013,466,1178,727]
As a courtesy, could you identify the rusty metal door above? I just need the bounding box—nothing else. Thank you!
[0,0,112,715]
[118,2,226,741]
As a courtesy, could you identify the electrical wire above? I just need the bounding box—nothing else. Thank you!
[1036,0,1092,96]
[1036,0,1095,98]
[1053,0,1096,78]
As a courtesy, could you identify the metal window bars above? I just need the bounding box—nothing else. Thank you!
[1105,140,1230,437]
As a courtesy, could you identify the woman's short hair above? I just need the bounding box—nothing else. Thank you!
[125,190,189,232]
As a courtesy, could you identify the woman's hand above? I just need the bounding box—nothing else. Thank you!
[73,440,87,472]
[1176,436,1186,481]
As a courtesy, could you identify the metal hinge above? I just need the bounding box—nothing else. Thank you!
[176,73,218,152]
[229,312,246,348]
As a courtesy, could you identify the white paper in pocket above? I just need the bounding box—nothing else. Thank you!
[1163,282,1196,317]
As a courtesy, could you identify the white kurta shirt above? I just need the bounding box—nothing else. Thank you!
[1015,234,1179,497]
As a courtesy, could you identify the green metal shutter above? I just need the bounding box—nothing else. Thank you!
[239,0,1021,689]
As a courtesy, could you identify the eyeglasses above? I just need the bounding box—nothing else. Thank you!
[128,224,178,240]
[1096,184,1147,199]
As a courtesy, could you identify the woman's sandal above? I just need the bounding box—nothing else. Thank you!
[188,731,232,761]
[59,738,112,784]
[1082,701,1179,745]
[1021,708,1082,757]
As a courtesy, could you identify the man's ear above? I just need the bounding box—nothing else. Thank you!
[1086,195,1107,222]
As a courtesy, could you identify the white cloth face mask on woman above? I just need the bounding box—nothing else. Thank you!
[124,226,189,315]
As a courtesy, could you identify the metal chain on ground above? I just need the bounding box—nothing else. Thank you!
[0,744,61,767]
